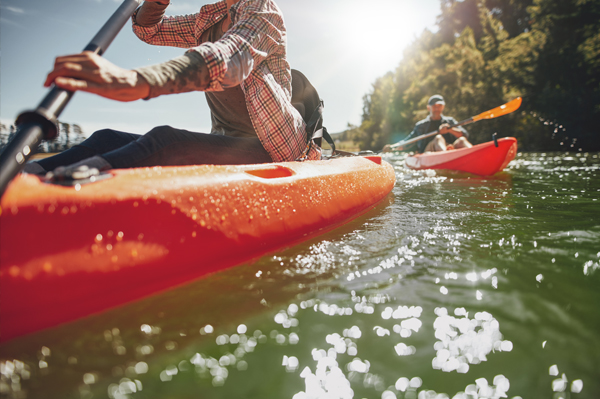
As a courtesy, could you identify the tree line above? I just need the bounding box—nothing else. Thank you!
[0,122,86,153]
[347,0,599,152]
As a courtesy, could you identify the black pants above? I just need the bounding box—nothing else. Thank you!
[37,126,273,171]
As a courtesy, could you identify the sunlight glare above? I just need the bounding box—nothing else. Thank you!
[334,0,433,76]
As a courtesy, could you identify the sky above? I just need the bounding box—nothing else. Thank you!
[0,0,440,136]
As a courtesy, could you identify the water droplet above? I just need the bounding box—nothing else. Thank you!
[83,373,96,384]
[571,379,583,393]
[200,325,214,335]
[552,377,567,392]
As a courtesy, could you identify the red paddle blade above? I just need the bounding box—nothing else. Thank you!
[473,97,522,121]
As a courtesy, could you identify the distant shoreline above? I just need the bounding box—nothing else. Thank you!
[30,153,56,160]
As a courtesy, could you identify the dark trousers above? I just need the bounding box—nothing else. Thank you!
[37,126,273,171]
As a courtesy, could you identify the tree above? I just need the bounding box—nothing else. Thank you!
[348,0,600,151]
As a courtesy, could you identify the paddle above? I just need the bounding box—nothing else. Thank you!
[0,0,142,198]
[386,97,522,151]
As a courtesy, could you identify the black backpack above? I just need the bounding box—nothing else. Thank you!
[290,69,336,159]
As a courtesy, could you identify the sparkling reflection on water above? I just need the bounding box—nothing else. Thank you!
[1,152,599,399]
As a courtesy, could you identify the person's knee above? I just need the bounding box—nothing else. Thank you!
[143,125,175,140]
[454,137,472,148]
[81,129,140,155]
[425,135,446,152]
[81,129,118,147]
[87,129,133,145]
[147,125,173,134]
[88,129,115,140]
[138,126,185,150]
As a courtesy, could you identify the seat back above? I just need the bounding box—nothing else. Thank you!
[291,70,321,126]
[290,69,323,146]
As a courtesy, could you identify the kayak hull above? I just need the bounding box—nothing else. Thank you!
[405,137,517,176]
[0,156,395,342]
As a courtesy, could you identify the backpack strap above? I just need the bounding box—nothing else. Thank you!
[290,69,337,161]
[296,100,336,161]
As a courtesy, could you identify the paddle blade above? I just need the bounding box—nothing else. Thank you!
[472,97,522,121]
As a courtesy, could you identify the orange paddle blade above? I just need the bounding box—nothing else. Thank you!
[472,97,522,122]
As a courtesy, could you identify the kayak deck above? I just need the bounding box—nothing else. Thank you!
[0,156,395,342]
[405,137,517,176]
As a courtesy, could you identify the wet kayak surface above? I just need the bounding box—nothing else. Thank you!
[1,152,599,399]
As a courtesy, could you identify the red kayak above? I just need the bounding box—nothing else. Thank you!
[405,137,517,176]
[0,156,394,342]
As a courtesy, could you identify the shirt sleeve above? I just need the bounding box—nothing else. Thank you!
[188,0,285,92]
[133,48,254,98]
[397,124,422,151]
[133,2,168,27]
[404,125,421,142]
[132,2,223,48]
[132,1,255,97]
[448,117,468,137]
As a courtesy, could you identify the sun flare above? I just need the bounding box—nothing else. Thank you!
[332,0,435,75]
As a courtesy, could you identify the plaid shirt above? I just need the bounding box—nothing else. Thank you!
[132,0,320,162]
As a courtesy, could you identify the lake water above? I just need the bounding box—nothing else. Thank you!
[1,152,599,399]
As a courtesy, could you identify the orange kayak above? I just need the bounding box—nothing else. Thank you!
[0,156,395,342]
[405,137,517,176]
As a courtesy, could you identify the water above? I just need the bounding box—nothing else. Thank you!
[1,152,599,399]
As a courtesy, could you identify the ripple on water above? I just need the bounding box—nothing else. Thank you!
[1,152,599,398]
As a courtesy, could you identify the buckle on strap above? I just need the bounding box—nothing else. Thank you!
[296,101,336,161]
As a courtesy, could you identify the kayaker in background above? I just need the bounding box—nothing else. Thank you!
[24,0,320,179]
[383,95,472,153]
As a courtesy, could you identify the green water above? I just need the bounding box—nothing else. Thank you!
[2,152,599,399]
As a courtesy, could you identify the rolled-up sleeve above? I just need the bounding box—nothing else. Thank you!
[132,1,228,48]
[188,0,284,91]
[133,12,198,48]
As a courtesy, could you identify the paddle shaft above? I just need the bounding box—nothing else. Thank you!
[389,97,522,150]
[0,0,142,197]
[390,117,474,150]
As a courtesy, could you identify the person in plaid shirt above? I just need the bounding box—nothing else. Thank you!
[25,0,320,179]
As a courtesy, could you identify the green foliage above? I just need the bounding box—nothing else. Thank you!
[348,0,600,151]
